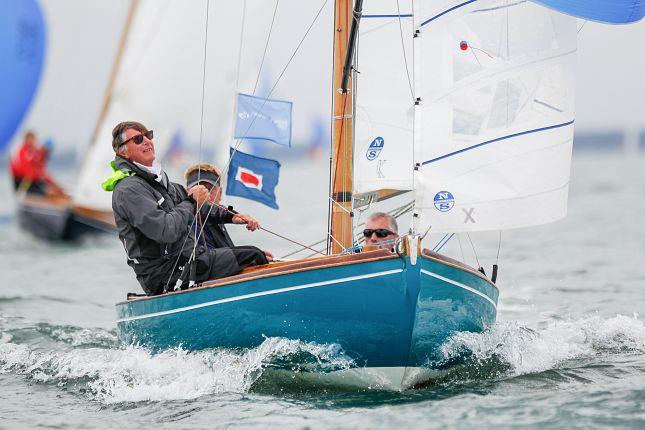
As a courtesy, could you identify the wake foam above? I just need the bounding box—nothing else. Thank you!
[0,337,353,404]
[439,314,645,378]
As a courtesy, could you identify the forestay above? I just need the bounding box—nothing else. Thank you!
[412,0,577,234]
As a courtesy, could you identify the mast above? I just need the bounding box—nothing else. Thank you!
[328,0,362,254]
[87,0,139,149]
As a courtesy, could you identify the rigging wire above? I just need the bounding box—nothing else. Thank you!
[192,0,212,261]
[234,0,248,92]
[284,200,415,259]
[251,0,281,96]
[496,230,502,264]
[466,232,481,269]
[164,0,330,289]
[457,234,466,263]
[396,0,415,102]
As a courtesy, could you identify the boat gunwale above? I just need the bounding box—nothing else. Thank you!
[117,247,497,307]
[117,249,398,305]
[420,249,498,290]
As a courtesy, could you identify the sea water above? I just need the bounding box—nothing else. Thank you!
[0,152,644,429]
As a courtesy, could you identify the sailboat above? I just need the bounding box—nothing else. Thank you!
[115,0,644,390]
[15,0,241,240]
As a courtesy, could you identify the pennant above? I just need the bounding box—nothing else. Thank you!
[226,149,280,209]
[234,93,292,147]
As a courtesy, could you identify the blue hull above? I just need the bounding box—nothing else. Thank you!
[116,252,498,376]
[17,195,115,241]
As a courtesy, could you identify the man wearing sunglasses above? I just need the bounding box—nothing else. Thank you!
[363,212,399,251]
[103,121,268,296]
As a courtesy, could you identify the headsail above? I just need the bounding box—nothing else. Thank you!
[353,0,415,201]
[412,0,577,234]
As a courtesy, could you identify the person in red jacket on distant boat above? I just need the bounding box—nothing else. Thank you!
[9,131,65,196]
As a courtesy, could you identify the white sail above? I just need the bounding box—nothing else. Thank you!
[73,0,333,212]
[353,0,415,196]
[412,0,577,233]
[73,0,245,211]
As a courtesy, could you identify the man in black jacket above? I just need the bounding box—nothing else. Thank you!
[103,121,268,295]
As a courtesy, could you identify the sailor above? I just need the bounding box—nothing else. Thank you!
[10,131,65,196]
[183,163,273,260]
[363,212,399,251]
[103,121,268,295]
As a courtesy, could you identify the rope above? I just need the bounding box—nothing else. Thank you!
[496,231,502,265]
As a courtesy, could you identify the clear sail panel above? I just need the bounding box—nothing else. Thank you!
[413,0,577,233]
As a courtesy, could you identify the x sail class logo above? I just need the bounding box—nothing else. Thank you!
[235,167,263,190]
[433,191,455,212]
[366,136,384,161]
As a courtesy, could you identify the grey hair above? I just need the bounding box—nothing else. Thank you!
[367,212,398,233]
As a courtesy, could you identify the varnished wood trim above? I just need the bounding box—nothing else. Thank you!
[119,249,398,304]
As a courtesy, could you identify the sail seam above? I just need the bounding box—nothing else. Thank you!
[421,120,574,165]
[420,0,478,28]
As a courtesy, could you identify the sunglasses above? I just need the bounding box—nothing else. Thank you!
[363,228,395,238]
[123,130,154,145]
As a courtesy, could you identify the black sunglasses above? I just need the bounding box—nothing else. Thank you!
[363,228,395,238]
[123,130,154,145]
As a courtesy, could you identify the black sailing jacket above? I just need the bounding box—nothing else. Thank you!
[110,156,233,294]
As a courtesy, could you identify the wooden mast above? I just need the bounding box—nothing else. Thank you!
[328,0,355,254]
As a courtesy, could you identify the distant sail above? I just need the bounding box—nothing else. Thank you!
[0,0,45,152]
[74,1,246,211]
[533,0,645,24]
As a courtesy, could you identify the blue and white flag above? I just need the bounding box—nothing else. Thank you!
[234,93,292,147]
[226,149,281,209]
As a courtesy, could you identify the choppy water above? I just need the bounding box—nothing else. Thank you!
[1,153,644,429]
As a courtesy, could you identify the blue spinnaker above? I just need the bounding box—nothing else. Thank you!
[0,0,46,152]
[533,0,645,23]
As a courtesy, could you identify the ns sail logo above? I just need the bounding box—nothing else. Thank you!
[366,136,384,161]
[433,191,455,212]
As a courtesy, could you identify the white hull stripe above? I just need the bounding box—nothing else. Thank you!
[117,268,404,323]
[420,269,497,309]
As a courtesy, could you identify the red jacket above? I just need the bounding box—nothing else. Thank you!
[9,143,53,184]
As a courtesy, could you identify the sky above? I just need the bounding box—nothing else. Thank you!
[11,0,645,151]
